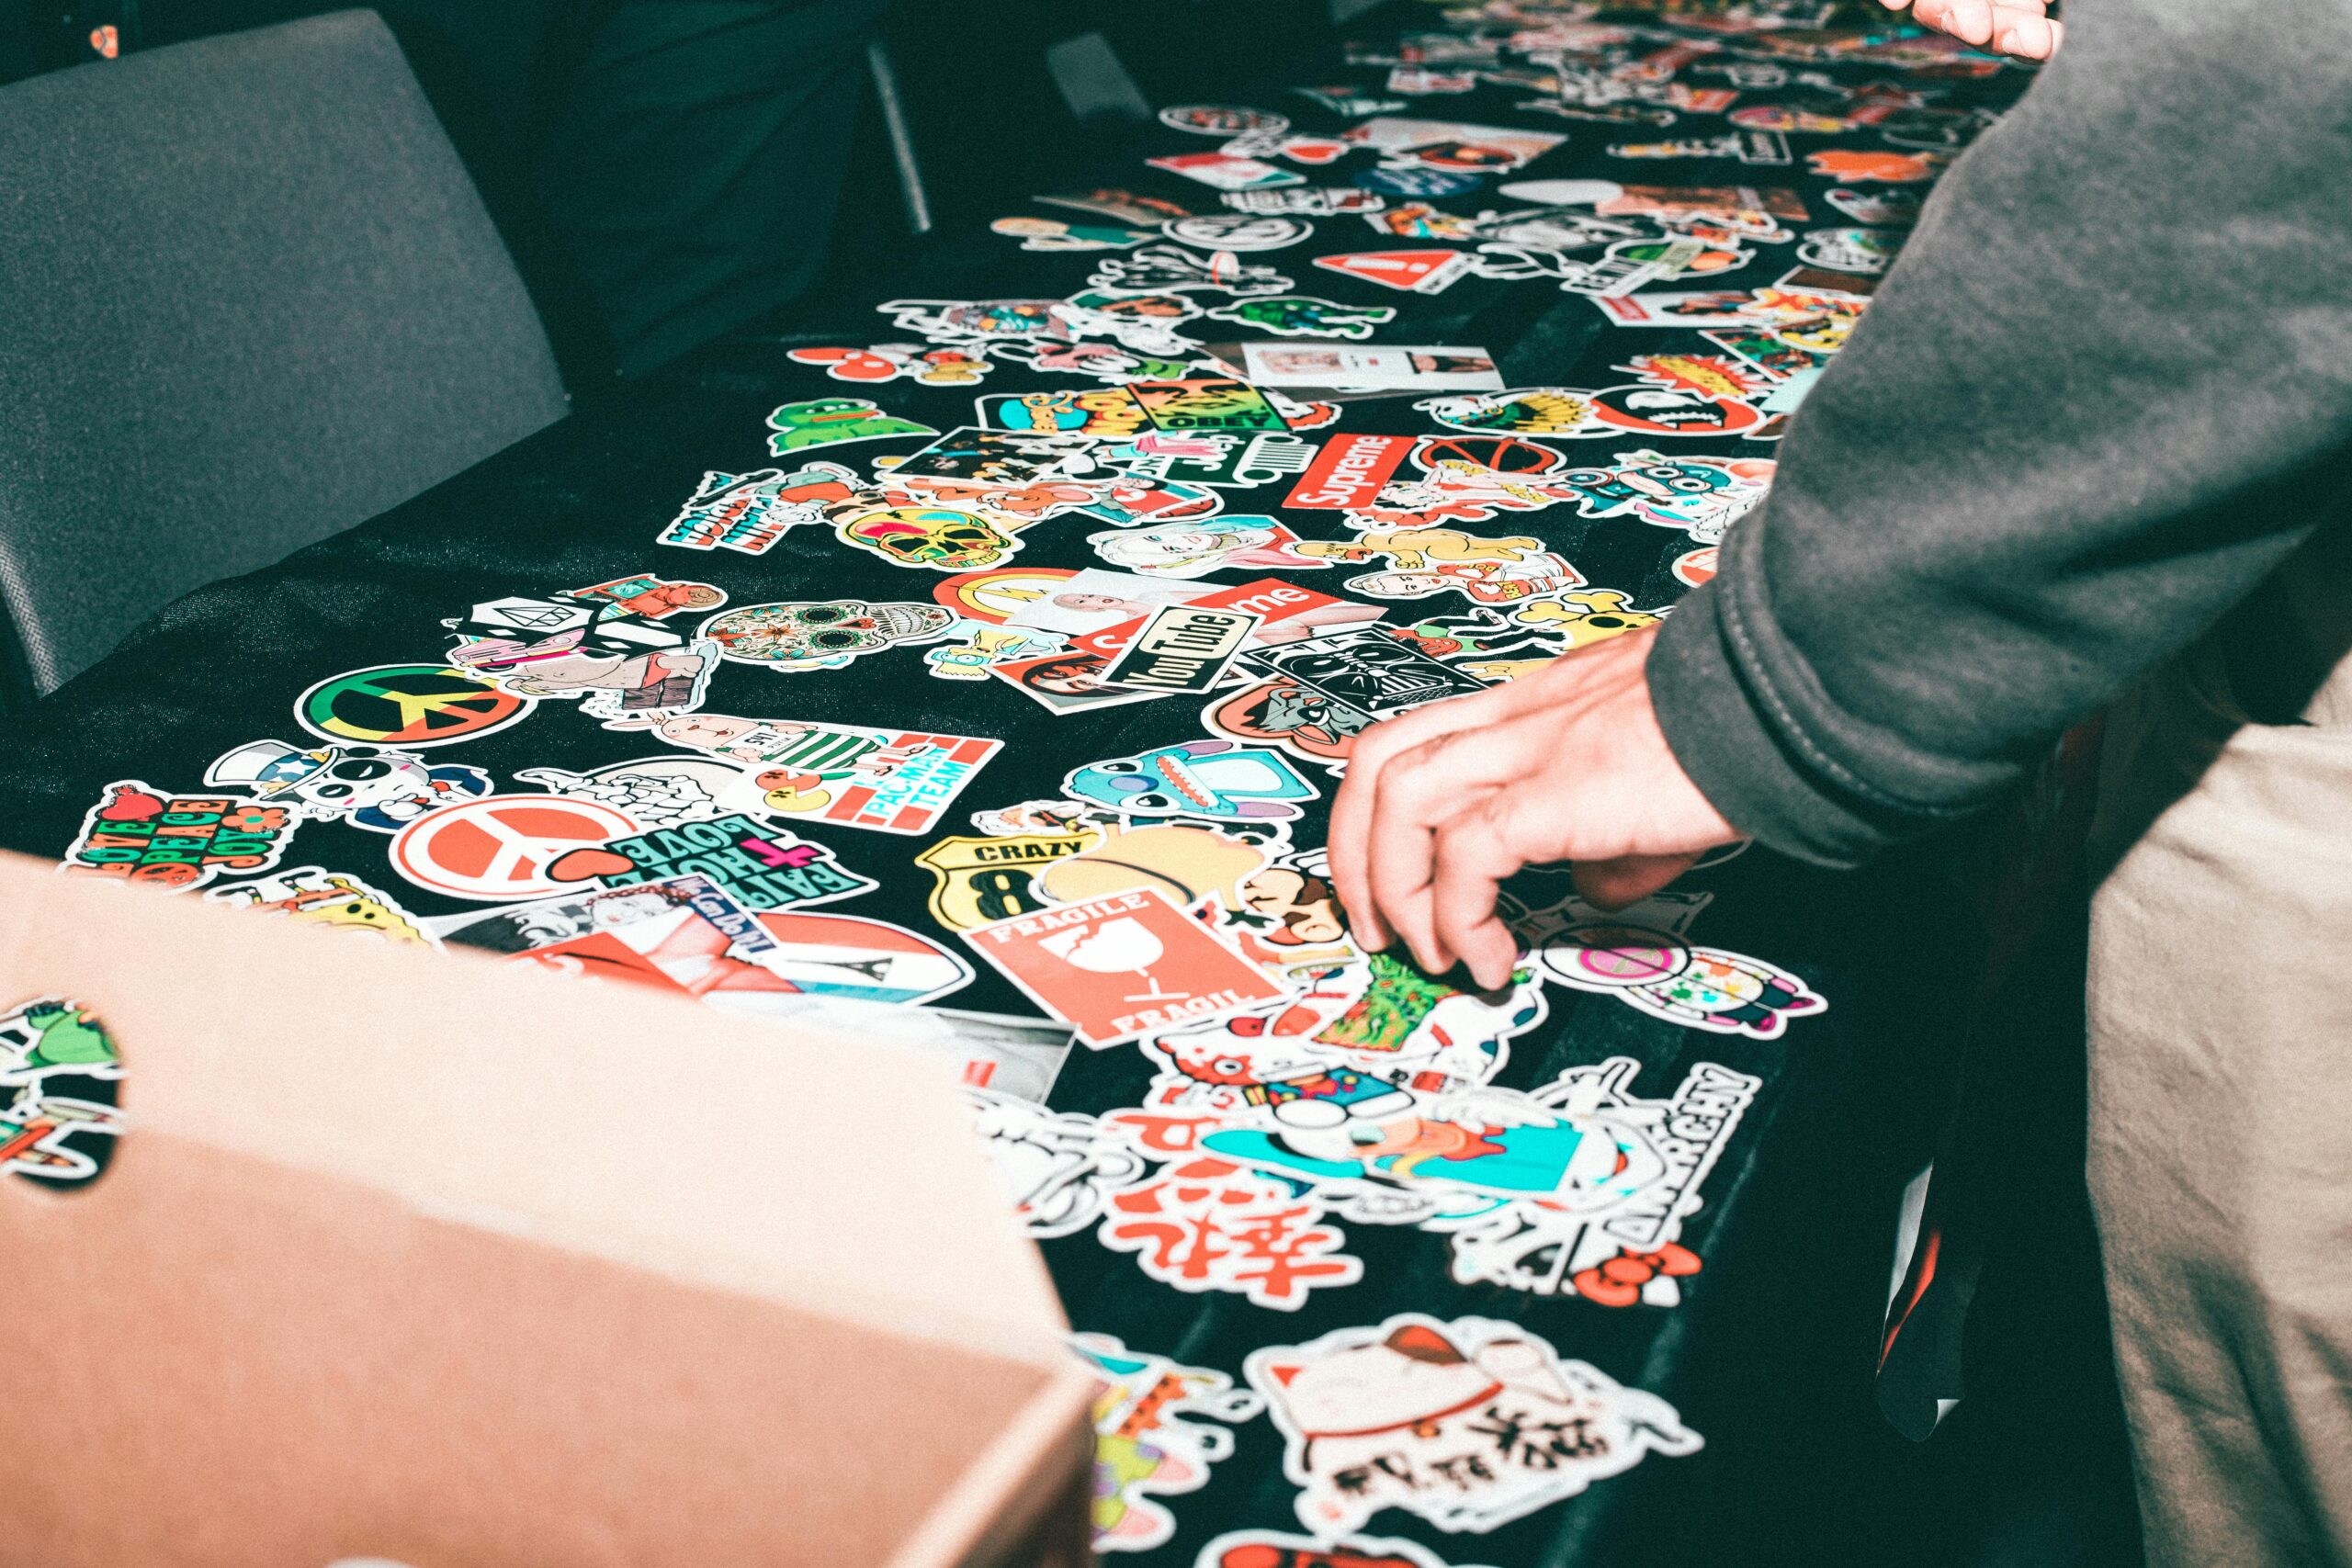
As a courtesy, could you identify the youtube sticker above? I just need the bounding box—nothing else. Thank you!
[1311,249,1473,295]
[1284,433,1414,509]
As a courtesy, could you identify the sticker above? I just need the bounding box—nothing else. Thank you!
[1319,550,1584,608]
[1161,105,1290,137]
[209,865,435,945]
[964,887,1287,1046]
[1246,1314,1700,1534]
[1077,475,1227,527]
[1127,376,1289,432]
[1121,430,1317,490]
[1074,578,1379,661]
[1238,344,1501,393]
[1587,383,1766,438]
[917,830,1099,931]
[513,754,747,829]
[1549,450,1772,541]
[785,344,991,386]
[698,599,954,671]
[651,714,999,836]
[389,794,643,903]
[1095,1127,1364,1307]
[1064,739,1319,822]
[1593,290,1777,328]
[1822,186,1920,225]
[878,426,1098,487]
[1195,1532,1501,1568]
[977,387,1151,437]
[1285,434,1417,509]
[933,567,1079,625]
[294,664,534,750]
[989,649,1163,715]
[455,636,716,728]
[204,738,491,833]
[1522,891,1826,1039]
[1673,546,1719,585]
[657,464,861,555]
[1418,1056,1757,1303]
[1805,149,1940,182]
[0,998,122,1188]
[972,1089,1147,1235]
[1204,680,1374,769]
[1102,604,1264,693]
[62,781,294,892]
[1224,186,1387,216]
[1313,248,1473,293]
[1089,517,1319,579]
[1162,213,1312,252]
[1039,188,1196,226]
[549,815,874,912]
[830,504,1024,571]
[1796,226,1901,274]
[990,216,1153,251]
[1148,152,1306,191]
[1035,819,1276,912]
[1206,296,1396,340]
[1415,389,1595,435]
[1610,129,1790,164]
[1238,626,1490,716]
[1078,1334,1264,1554]
[764,397,935,454]
[1294,85,1407,117]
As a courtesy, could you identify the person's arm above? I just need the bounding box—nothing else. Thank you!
[1329,0,2352,984]
[1649,0,2352,865]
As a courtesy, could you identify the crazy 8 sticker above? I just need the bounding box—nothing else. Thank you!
[1193,1532,1501,1568]
[1246,1314,1700,1535]
[62,781,294,892]
[1076,1334,1263,1554]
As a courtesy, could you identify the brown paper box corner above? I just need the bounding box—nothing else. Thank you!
[0,850,1097,1568]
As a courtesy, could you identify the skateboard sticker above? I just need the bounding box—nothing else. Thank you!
[876,426,1100,486]
[1127,377,1290,433]
[1285,434,1417,509]
[1238,626,1491,715]
[62,781,294,892]
[1245,1314,1701,1534]
[964,887,1287,1045]
[1204,680,1375,771]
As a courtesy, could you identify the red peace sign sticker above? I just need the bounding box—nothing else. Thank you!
[1410,434,1566,476]
[390,795,641,902]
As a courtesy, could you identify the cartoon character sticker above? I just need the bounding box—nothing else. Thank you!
[970,1089,1146,1236]
[1065,740,1319,822]
[786,344,992,386]
[1519,890,1828,1040]
[1206,296,1398,339]
[208,865,434,946]
[0,998,122,1188]
[205,739,492,833]
[1246,1314,1701,1534]
[657,464,862,555]
[763,397,936,454]
[1075,1334,1264,1553]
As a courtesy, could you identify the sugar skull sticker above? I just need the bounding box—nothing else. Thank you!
[698,600,954,672]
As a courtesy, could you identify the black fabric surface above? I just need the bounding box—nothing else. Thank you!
[0,9,2072,1562]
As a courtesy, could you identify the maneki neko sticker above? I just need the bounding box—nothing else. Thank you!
[1245,1314,1700,1535]
[1074,1333,1263,1554]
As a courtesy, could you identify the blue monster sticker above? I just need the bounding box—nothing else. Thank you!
[1065,739,1317,822]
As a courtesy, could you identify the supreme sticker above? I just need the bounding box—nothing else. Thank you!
[1284,434,1417,510]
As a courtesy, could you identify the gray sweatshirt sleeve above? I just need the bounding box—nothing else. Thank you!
[1645,0,2352,866]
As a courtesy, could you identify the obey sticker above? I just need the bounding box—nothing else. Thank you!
[1284,434,1416,510]
[964,887,1285,1046]
[390,795,641,902]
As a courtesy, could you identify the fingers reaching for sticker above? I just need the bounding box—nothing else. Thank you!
[1327,626,1740,992]
[1881,0,2064,60]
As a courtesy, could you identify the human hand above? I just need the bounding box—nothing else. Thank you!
[1883,0,2063,60]
[1326,626,1740,992]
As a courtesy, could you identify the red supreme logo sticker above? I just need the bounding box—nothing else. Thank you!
[1284,434,1414,510]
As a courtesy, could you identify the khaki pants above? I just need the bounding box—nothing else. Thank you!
[2088,534,2352,1566]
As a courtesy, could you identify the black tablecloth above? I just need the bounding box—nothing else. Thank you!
[0,7,2034,1563]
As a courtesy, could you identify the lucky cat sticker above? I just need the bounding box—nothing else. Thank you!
[1246,1314,1700,1534]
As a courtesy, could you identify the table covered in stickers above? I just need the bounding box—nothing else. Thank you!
[0,6,2033,1563]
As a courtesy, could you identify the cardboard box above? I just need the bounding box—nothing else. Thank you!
[0,850,1095,1566]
